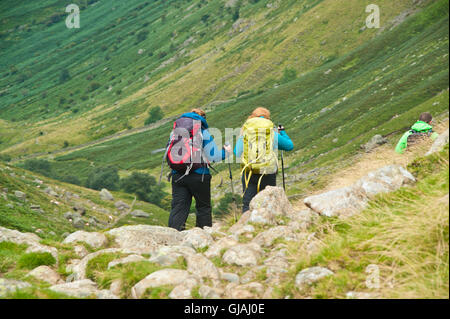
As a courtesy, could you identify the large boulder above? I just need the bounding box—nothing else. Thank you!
[131,269,197,299]
[304,186,367,218]
[149,245,196,266]
[304,165,416,218]
[107,254,146,269]
[106,225,184,254]
[248,186,294,222]
[63,231,108,249]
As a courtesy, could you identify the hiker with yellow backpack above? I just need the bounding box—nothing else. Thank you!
[234,107,294,212]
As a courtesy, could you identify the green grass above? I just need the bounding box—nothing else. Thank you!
[17,252,56,270]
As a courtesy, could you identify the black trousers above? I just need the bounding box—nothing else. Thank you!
[242,172,277,213]
[169,173,212,231]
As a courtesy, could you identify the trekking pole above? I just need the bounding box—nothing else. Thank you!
[278,124,286,191]
[225,142,237,222]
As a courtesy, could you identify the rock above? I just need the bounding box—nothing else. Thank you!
[49,279,119,299]
[0,278,31,297]
[114,201,130,211]
[354,165,416,197]
[27,265,62,285]
[204,236,238,259]
[44,187,58,197]
[30,204,44,213]
[109,279,122,296]
[346,291,377,299]
[426,128,449,155]
[222,243,263,267]
[64,212,76,220]
[131,269,197,299]
[14,191,26,200]
[295,267,334,288]
[70,248,123,280]
[73,204,86,216]
[247,186,294,225]
[149,245,195,266]
[305,165,415,218]
[74,245,89,258]
[0,226,58,259]
[225,282,264,299]
[63,231,108,249]
[99,189,114,201]
[107,254,146,269]
[221,272,240,283]
[185,253,220,280]
[198,285,224,299]
[361,134,388,152]
[130,210,150,218]
[252,226,296,247]
[106,225,184,254]
[181,227,214,250]
[168,277,198,299]
[304,186,367,218]
[72,217,85,229]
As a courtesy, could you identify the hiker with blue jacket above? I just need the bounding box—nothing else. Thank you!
[234,107,294,213]
[166,108,232,231]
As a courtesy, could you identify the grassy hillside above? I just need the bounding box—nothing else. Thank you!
[6,0,447,201]
[0,162,172,240]
[0,0,433,157]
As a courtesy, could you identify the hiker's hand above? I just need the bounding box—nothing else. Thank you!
[278,125,285,132]
[223,144,232,154]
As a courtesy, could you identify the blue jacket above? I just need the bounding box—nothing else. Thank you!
[172,112,226,175]
[234,130,294,157]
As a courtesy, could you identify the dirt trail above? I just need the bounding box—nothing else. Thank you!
[292,119,449,210]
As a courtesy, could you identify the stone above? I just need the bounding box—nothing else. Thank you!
[0,226,58,260]
[99,189,114,201]
[109,279,122,296]
[426,128,449,155]
[70,248,123,280]
[361,134,388,152]
[44,187,58,197]
[63,231,108,249]
[221,272,240,283]
[198,285,224,299]
[249,186,294,218]
[204,236,238,259]
[149,245,195,266]
[252,226,296,247]
[72,217,85,229]
[185,253,220,280]
[49,279,119,299]
[181,227,214,250]
[14,191,26,200]
[114,201,130,211]
[106,225,184,254]
[130,210,150,218]
[74,245,89,258]
[131,269,197,299]
[346,291,377,299]
[295,267,334,288]
[222,243,263,267]
[0,278,31,297]
[168,277,198,299]
[107,254,146,269]
[27,265,62,285]
[225,282,264,299]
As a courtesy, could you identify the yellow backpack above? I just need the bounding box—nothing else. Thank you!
[240,117,278,192]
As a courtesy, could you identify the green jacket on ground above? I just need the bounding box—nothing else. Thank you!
[395,121,438,154]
